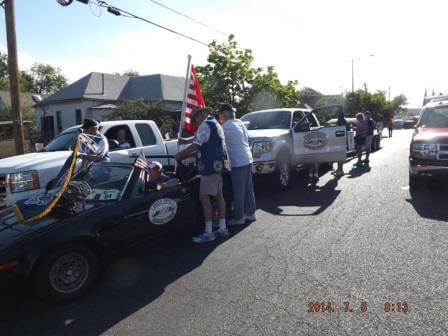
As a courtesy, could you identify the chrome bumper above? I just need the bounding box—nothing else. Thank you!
[252,161,276,174]
[410,161,448,177]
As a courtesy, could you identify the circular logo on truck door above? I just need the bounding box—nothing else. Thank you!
[148,198,178,225]
[304,131,328,150]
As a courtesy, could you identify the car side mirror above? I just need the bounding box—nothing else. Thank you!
[294,122,310,133]
[108,139,119,151]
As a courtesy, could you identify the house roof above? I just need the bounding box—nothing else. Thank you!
[0,91,36,107]
[38,72,185,105]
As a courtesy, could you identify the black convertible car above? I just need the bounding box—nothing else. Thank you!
[0,161,199,301]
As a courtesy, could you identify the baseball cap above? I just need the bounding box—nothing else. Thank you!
[216,103,236,114]
[190,107,212,122]
[148,161,163,171]
[81,118,99,129]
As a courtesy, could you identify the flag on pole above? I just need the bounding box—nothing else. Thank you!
[134,151,149,182]
[180,61,205,135]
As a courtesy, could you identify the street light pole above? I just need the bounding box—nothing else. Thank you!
[3,0,26,154]
[351,58,354,93]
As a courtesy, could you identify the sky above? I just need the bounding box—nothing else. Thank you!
[1,0,448,107]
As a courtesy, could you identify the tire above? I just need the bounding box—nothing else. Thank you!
[273,155,291,191]
[34,244,100,302]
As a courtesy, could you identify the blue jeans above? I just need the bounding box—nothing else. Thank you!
[230,164,256,221]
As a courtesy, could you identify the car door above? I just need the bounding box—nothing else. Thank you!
[121,177,196,241]
[292,105,347,164]
[129,123,170,167]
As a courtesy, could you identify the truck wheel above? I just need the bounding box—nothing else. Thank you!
[34,244,100,302]
[273,156,291,191]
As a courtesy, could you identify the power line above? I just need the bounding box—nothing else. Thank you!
[148,0,226,36]
[93,1,209,46]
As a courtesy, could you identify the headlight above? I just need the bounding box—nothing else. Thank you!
[6,171,40,193]
[252,141,273,158]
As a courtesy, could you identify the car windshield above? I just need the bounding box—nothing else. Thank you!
[418,106,448,128]
[57,164,133,214]
[43,131,78,152]
[241,111,291,130]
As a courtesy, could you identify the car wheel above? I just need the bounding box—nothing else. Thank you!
[34,244,100,302]
[273,156,291,191]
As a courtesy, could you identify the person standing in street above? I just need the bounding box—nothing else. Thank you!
[217,103,256,225]
[176,107,230,243]
[354,113,368,166]
[387,118,394,137]
[364,111,375,164]
[332,108,349,177]
[78,118,109,173]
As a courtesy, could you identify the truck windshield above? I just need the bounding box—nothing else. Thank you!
[43,131,78,152]
[241,111,291,130]
[418,106,448,128]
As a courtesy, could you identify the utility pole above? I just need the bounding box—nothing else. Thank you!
[351,59,354,93]
[3,0,26,154]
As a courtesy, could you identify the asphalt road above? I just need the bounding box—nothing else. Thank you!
[2,129,448,336]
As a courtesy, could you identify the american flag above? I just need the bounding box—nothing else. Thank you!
[134,152,150,182]
[182,64,205,134]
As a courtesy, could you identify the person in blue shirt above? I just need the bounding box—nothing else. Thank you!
[176,107,230,243]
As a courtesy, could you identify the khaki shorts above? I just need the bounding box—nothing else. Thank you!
[200,174,223,196]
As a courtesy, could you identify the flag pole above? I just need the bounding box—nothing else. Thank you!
[178,55,192,139]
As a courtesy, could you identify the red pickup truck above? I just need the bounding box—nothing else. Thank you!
[409,99,448,188]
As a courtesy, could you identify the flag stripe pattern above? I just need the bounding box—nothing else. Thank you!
[184,65,205,133]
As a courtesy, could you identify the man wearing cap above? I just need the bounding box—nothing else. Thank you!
[176,107,230,243]
[146,161,179,191]
[364,111,375,164]
[78,118,109,172]
[217,103,256,225]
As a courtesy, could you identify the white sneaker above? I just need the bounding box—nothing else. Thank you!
[228,218,245,226]
[192,231,215,243]
[215,228,229,237]
[245,214,256,221]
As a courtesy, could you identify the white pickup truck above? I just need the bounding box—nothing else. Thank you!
[240,105,350,190]
[0,120,182,208]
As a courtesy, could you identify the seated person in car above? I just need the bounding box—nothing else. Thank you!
[117,128,131,149]
[145,161,179,191]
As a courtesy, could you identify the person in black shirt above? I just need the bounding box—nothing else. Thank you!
[364,111,375,164]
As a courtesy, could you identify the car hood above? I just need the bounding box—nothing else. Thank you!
[247,129,290,141]
[0,151,71,173]
[414,127,448,142]
[0,215,60,252]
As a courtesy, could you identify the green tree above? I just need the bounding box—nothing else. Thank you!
[0,51,8,91]
[107,98,175,138]
[24,63,68,94]
[123,70,139,77]
[196,35,302,115]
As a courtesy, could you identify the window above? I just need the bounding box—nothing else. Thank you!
[75,109,82,125]
[136,124,157,146]
[240,111,292,130]
[56,111,63,134]
[104,125,136,149]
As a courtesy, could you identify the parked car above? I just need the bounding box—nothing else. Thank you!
[409,99,448,188]
[240,105,348,190]
[0,160,199,301]
[0,120,185,209]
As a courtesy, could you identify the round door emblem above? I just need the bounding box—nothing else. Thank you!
[148,198,178,225]
[304,131,328,150]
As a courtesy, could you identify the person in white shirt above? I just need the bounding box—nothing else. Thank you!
[217,103,256,225]
[117,128,131,149]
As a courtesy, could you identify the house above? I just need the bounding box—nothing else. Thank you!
[0,90,36,113]
[35,72,185,140]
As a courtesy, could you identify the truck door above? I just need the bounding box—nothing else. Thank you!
[130,123,169,167]
[292,105,347,164]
